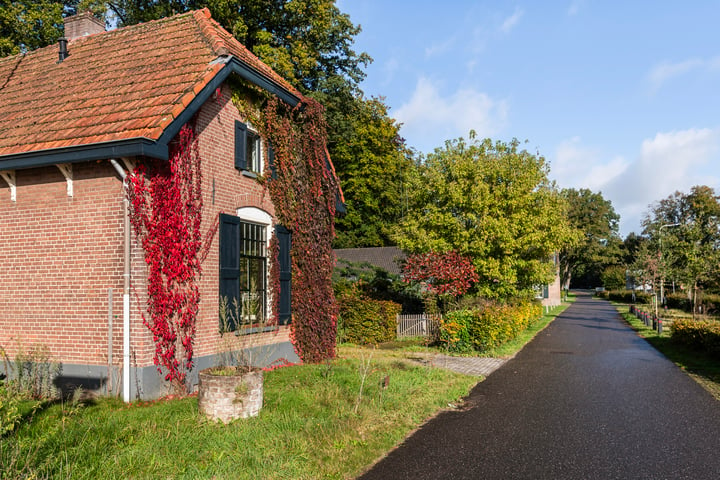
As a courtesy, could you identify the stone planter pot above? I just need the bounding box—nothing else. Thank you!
[198,368,263,423]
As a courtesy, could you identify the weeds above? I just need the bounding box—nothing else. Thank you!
[353,347,375,414]
[1,342,61,401]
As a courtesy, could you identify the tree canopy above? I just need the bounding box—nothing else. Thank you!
[560,188,622,289]
[641,185,720,312]
[331,97,413,247]
[395,135,576,299]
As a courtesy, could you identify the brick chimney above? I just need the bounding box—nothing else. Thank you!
[64,12,105,41]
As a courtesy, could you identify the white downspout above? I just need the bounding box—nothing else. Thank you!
[110,159,132,403]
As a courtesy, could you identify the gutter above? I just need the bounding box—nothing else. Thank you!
[109,158,132,403]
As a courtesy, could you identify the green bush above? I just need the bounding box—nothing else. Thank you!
[666,293,692,311]
[606,290,651,304]
[671,318,720,357]
[438,301,541,353]
[337,286,401,345]
[438,310,473,353]
[665,292,720,314]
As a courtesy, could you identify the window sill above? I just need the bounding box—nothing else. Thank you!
[241,170,259,179]
[235,325,279,336]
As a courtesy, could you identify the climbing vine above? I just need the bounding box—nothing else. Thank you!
[126,125,204,389]
[261,96,340,363]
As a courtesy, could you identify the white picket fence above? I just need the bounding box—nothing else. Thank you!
[396,314,441,338]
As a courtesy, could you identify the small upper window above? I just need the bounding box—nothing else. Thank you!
[246,128,262,173]
[235,120,263,174]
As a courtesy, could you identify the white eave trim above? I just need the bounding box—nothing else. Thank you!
[0,170,16,202]
[55,163,73,197]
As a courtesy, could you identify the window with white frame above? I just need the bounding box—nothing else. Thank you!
[235,121,263,174]
[219,211,269,331]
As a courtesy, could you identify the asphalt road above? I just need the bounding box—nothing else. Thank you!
[359,294,720,480]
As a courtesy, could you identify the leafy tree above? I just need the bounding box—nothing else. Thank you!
[402,251,479,314]
[629,239,659,293]
[643,185,720,316]
[621,231,645,267]
[560,188,622,289]
[600,265,626,290]
[332,97,413,247]
[395,135,576,299]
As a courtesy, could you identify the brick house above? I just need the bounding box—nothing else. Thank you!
[0,10,334,400]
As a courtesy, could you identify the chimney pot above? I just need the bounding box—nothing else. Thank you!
[58,37,68,62]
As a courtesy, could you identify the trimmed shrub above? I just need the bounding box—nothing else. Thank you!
[665,292,720,314]
[606,290,652,304]
[439,311,473,353]
[666,293,692,312]
[337,288,400,345]
[439,301,542,353]
[671,318,720,357]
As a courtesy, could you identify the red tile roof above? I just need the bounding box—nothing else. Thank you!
[0,9,302,160]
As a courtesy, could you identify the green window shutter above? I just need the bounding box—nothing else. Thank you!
[276,225,292,325]
[219,214,241,331]
[235,121,247,171]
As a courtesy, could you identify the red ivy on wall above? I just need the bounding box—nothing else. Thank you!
[126,125,204,388]
[404,251,479,298]
[262,97,340,363]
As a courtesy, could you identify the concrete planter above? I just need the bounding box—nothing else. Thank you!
[198,368,263,423]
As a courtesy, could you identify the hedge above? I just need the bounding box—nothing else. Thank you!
[439,301,542,353]
[671,318,720,357]
[666,292,720,315]
[603,290,652,304]
[337,295,401,345]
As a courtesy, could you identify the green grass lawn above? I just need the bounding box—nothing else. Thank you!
[1,349,477,479]
[614,302,720,400]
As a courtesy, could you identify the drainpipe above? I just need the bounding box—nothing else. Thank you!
[110,159,132,403]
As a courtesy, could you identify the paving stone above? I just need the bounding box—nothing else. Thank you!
[408,353,510,377]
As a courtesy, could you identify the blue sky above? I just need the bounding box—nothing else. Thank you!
[338,1,720,237]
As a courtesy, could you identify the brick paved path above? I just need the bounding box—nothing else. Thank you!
[408,353,509,377]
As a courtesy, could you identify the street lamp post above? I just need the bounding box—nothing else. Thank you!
[658,223,680,316]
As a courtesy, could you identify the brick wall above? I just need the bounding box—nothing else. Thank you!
[0,161,152,368]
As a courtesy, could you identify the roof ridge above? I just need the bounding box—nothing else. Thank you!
[188,8,302,99]
[191,8,230,57]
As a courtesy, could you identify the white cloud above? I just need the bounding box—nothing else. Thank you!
[555,129,720,236]
[379,57,399,86]
[425,36,456,58]
[394,77,508,153]
[647,56,720,93]
[551,136,628,192]
[499,6,524,33]
[567,1,584,16]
